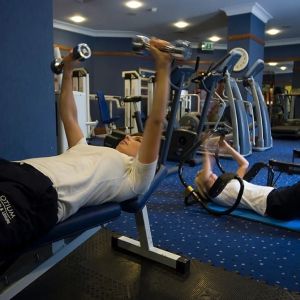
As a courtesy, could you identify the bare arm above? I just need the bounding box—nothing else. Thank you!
[194,145,215,194]
[137,40,172,164]
[58,55,84,148]
[202,149,213,182]
[219,138,249,178]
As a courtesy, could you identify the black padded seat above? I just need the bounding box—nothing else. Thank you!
[34,202,121,246]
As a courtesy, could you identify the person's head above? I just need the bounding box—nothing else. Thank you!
[115,134,143,157]
[194,169,218,199]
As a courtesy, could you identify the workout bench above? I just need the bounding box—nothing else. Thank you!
[113,165,190,274]
[0,53,192,299]
[0,203,121,299]
[0,165,190,299]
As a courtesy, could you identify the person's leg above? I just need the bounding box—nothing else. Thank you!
[0,184,32,259]
[266,181,300,219]
[0,180,58,260]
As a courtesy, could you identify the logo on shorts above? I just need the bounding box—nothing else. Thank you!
[0,195,16,224]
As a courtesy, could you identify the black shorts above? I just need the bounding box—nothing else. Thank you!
[0,160,58,259]
[266,181,300,220]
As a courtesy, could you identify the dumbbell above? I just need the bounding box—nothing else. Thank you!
[51,43,92,74]
[132,35,192,60]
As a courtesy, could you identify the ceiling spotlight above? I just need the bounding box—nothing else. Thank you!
[174,21,189,29]
[268,62,278,66]
[69,15,86,23]
[280,66,287,71]
[266,28,280,35]
[125,1,143,9]
[209,36,221,42]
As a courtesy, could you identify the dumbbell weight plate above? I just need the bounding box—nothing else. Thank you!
[51,57,64,75]
[73,43,91,61]
[132,36,148,54]
[172,40,192,60]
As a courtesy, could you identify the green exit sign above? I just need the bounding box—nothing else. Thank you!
[201,41,214,51]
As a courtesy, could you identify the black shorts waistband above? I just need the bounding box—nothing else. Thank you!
[0,159,54,199]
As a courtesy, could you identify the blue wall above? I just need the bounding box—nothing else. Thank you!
[54,27,300,95]
[275,73,293,87]
[53,26,300,112]
[54,29,155,95]
[227,13,266,95]
[265,44,300,61]
[53,28,230,96]
[0,0,56,160]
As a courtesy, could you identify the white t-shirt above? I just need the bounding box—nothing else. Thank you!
[213,179,275,216]
[23,139,157,222]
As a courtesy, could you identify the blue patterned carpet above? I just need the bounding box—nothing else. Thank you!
[108,138,300,292]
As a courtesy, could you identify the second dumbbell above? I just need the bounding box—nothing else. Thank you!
[132,35,192,60]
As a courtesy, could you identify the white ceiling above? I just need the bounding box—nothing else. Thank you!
[53,0,300,47]
[53,0,300,74]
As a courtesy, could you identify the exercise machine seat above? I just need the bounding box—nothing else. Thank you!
[97,90,120,125]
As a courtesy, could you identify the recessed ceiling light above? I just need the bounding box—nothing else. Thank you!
[209,36,221,42]
[266,28,280,35]
[280,66,287,70]
[125,1,143,9]
[268,62,278,66]
[174,21,189,29]
[69,15,86,23]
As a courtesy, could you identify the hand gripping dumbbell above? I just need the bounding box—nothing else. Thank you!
[51,43,92,74]
[132,35,192,60]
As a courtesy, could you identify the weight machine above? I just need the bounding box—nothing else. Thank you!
[89,92,125,135]
[122,69,155,133]
[53,45,97,153]
[221,61,252,156]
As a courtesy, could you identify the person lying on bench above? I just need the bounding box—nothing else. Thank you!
[0,38,172,258]
[195,137,300,220]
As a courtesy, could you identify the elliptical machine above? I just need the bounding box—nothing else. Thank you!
[243,59,273,151]
[165,61,201,164]
[167,51,244,166]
